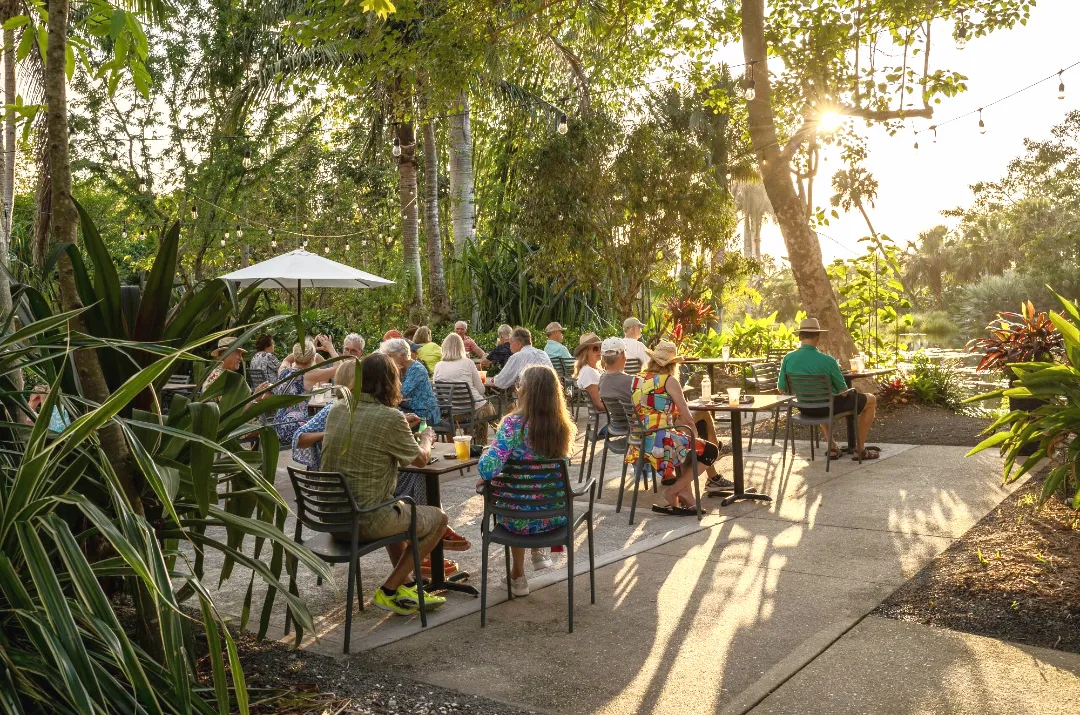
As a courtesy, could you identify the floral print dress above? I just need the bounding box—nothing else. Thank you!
[272,368,310,444]
[478,414,567,535]
[626,373,690,481]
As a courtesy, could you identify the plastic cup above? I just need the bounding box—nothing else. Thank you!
[721,346,731,361]
[453,435,472,460]
[478,370,488,383]
[727,387,742,405]
[850,357,863,373]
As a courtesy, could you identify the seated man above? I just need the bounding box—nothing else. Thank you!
[321,353,449,615]
[620,317,651,367]
[342,333,366,358]
[492,327,553,390]
[777,318,878,460]
[543,322,572,361]
[482,324,513,369]
[454,320,487,360]
[597,337,634,406]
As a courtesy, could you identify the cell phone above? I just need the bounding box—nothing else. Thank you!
[428,455,440,465]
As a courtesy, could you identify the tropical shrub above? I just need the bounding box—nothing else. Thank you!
[968,290,1080,509]
[905,353,965,410]
[965,300,1064,375]
[950,270,1050,338]
[692,312,801,358]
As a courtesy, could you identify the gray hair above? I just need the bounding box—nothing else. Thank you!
[380,337,411,358]
[511,327,532,346]
[454,320,468,331]
[292,338,316,365]
[441,332,466,361]
[497,324,512,339]
[344,333,366,351]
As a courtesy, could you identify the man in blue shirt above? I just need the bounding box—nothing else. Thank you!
[778,318,878,460]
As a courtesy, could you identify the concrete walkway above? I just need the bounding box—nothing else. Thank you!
[346,442,1080,714]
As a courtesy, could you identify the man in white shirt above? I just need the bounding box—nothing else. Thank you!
[493,327,553,389]
[621,317,651,367]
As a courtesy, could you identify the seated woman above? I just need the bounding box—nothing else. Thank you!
[477,365,576,596]
[381,338,440,427]
[573,332,606,413]
[433,332,495,442]
[272,338,339,444]
[249,334,280,382]
[628,340,720,516]
[414,326,441,374]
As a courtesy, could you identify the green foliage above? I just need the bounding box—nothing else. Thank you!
[827,235,912,364]
[905,353,965,411]
[968,290,1080,509]
[950,271,1057,339]
[911,311,957,341]
[688,312,802,358]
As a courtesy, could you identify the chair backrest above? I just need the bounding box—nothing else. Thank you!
[604,390,631,434]
[247,365,267,389]
[433,380,478,419]
[616,394,646,445]
[786,373,834,410]
[766,348,789,365]
[749,361,781,391]
[286,466,358,533]
[483,458,572,524]
[624,358,642,376]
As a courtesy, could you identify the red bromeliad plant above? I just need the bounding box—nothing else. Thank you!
[966,301,1065,374]
[662,297,716,352]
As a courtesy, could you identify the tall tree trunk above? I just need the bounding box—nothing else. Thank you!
[396,121,423,314]
[741,0,856,362]
[421,119,450,321]
[448,91,474,259]
[742,212,753,258]
[31,143,50,268]
[0,17,21,392]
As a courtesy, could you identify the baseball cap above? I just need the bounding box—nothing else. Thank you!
[601,337,625,356]
[544,321,565,334]
[622,317,645,330]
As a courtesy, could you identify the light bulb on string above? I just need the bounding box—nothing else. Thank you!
[1059,70,1066,100]
[191,205,198,220]
[138,178,147,193]
[931,125,938,144]
[392,137,402,157]
[978,108,986,135]
[242,148,252,169]
[236,225,243,239]
[345,241,350,251]
[745,80,756,101]
[324,244,330,254]
[955,23,967,50]
[557,114,568,135]
[269,228,276,249]
[110,152,119,167]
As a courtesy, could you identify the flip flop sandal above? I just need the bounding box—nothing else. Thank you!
[672,504,699,516]
[420,558,460,579]
[863,445,881,453]
[853,449,880,460]
[441,527,472,551]
[827,449,842,459]
[652,504,698,516]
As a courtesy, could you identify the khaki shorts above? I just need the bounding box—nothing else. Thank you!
[355,502,444,542]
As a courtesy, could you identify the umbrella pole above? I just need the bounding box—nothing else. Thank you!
[297,279,304,343]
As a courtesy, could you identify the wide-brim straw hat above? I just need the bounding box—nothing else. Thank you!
[646,340,684,367]
[798,318,828,333]
[573,332,602,357]
[211,336,245,356]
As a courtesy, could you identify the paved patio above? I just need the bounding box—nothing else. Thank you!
[191,421,1080,713]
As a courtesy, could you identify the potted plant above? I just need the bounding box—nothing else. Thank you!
[966,301,1065,454]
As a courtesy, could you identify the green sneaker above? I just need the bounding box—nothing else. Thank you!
[372,587,418,616]
[395,584,446,611]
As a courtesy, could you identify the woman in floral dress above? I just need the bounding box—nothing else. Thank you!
[627,340,719,516]
[272,338,338,444]
[478,364,576,595]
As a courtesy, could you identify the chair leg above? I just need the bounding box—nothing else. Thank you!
[825,419,832,472]
[566,531,575,634]
[596,437,610,500]
[809,426,815,462]
[650,465,658,493]
[587,513,596,605]
[343,555,356,654]
[480,538,489,627]
[771,406,780,446]
[748,411,757,452]
[629,463,642,525]
[578,423,591,483]
[283,555,296,636]
[504,545,513,602]
[411,535,427,628]
[356,563,364,612]
[616,459,630,513]
[782,414,792,469]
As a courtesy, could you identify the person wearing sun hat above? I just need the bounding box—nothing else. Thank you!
[202,336,247,392]
[626,339,721,516]
[572,332,606,412]
[543,321,572,361]
[778,317,879,460]
[621,317,651,367]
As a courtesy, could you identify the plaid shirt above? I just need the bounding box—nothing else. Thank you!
[321,395,420,530]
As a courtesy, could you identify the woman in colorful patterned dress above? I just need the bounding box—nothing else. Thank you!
[628,340,719,516]
[272,338,338,444]
[478,364,576,596]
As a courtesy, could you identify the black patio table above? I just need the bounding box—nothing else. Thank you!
[688,394,794,506]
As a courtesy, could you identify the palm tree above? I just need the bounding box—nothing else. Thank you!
[903,225,951,309]
[830,166,880,238]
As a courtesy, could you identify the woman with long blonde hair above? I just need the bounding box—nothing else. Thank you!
[477,365,576,595]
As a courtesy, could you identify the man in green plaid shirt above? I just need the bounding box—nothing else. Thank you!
[322,354,448,616]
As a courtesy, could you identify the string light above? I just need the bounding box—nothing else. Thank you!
[121,228,128,239]
[269,227,276,249]
[557,114,568,135]
[1059,70,1066,99]
[138,178,147,193]
[221,230,229,247]
[392,137,401,157]
[323,244,330,254]
[110,152,119,167]
[242,148,252,169]
[955,13,968,50]
[932,125,938,143]
[345,240,350,251]
[191,205,198,220]
[744,60,758,101]
[978,108,986,134]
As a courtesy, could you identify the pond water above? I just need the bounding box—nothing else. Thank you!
[895,340,1008,415]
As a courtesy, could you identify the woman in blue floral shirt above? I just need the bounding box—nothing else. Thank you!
[382,338,441,426]
[478,364,575,596]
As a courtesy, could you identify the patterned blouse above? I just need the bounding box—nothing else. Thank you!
[400,360,441,425]
[292,403,330,468]
[250,350,281,380]
[627,373,690,481]
[271,368,310,443]
[478,414,567,535]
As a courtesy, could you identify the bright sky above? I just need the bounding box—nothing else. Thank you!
[748,0,1080,265]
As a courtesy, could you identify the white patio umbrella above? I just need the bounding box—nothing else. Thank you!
[218,248,394,318]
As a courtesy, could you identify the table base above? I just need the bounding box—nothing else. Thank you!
[708,487,773,507]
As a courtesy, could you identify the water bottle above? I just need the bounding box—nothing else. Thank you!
[700,374,712,401]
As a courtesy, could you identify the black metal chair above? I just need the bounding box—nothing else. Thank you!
[480,458,597,633]
[284,467,429,653]
[553,357,589,419]
[766,348,789,365]
[577,403,609,492]
[744,361,782,452]
[433,381,499,443]
[615,395,701,525]
[624,358,643,377]
[781,373,862,472]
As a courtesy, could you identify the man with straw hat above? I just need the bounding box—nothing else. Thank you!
[778,318,879,460]
[543,322,572,361]
[203,336,247,392]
